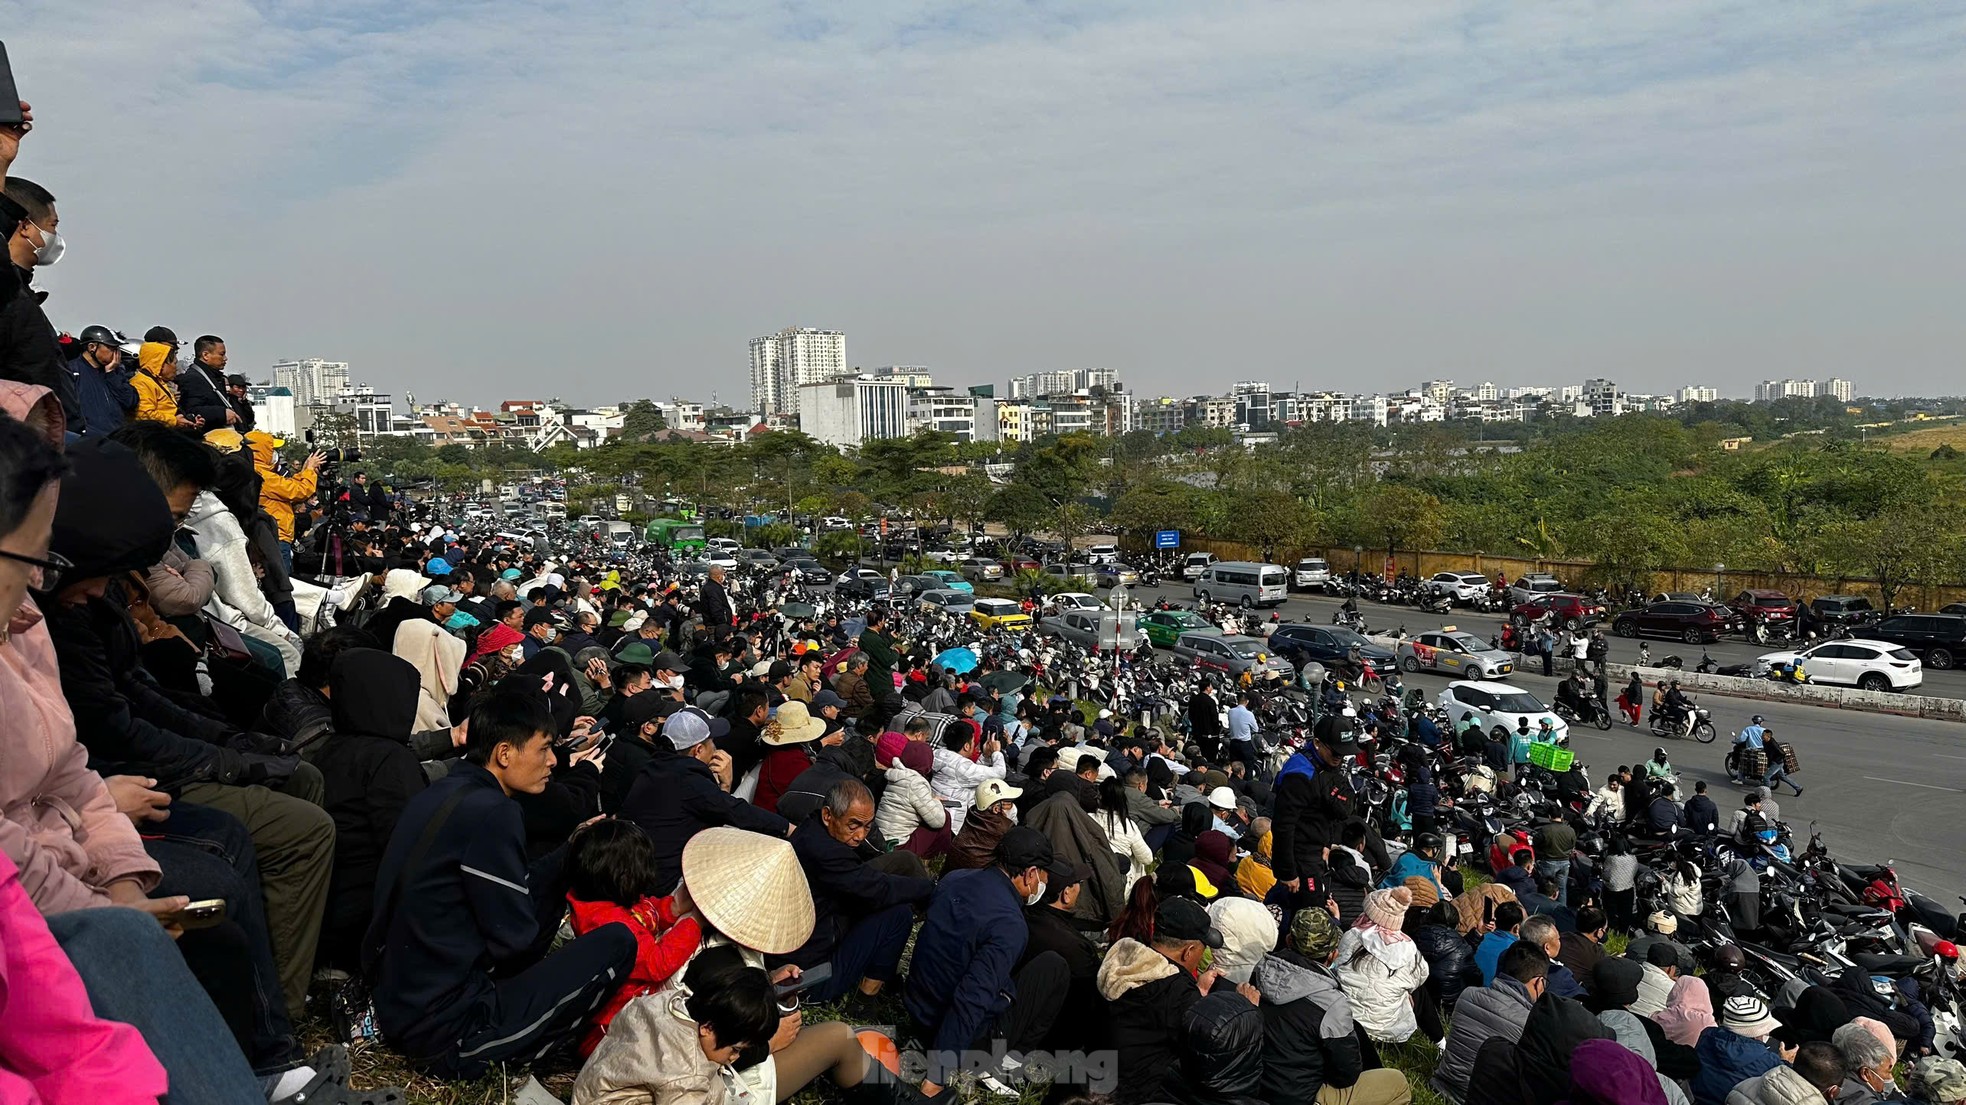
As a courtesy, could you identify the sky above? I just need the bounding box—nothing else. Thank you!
[9,1,1966,407]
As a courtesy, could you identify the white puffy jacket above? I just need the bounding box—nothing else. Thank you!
[1334,924,1431,1043]
[182,491,301,675]
[874,763,947,848]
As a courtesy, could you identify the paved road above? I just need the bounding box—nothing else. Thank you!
[1116,581,1966,700]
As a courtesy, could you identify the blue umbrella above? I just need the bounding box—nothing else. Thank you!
[933,646,980,674]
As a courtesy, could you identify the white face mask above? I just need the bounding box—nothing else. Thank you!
[31,223,63,266]
[504,645,524,663]
[1025,878,1047,907]
[667,674,686,690]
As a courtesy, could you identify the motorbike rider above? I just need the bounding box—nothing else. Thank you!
[1643,747,1675,787]
[1728,715,1766,784]
[1659,679,1692,734]
[1554,669,1594,718]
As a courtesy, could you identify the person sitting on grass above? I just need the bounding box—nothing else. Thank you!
[562,818,703,1057]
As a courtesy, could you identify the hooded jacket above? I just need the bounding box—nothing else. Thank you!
[1436,974,1538,1098]
[394,619,466,733]
[1725,1066,1828,1105]
[1023,790,1128,926]
[1517,992,1616,1105]
[1272,747,1356,883]
[1692,1026,1783,1105]
[248,432,316,543]
[1829,966,1921,1043]
[181,489,301,673]
[1563,1038,1671,1105]
[0,264,82,424]
[873,758,946,847]
[1414,919,1482,1010]
[1335,921,1431,1043]
[129,345,178,424]
[1256,948,1365,1102]
[570,974,730,1105]
[1099,937,1203,1105]
[316,648,429,966]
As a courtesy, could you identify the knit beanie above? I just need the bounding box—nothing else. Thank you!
[1363,886,1412,930]
[1721,994,1780,1039]
[1402,876,1440,909]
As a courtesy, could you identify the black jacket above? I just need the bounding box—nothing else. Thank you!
[316,649,428,967]
[1271,757,1357,884]
[1171,990,1267,1105]
[174,361,234,430]
[1023,903,1106,1049]
[365,762,570,1055]
[0,266,81,424]
[697,576,734,629]
[1516,993,1614,1105]
[258,678,337,759]
[1187,692,1223,738]
[1413,922,1481,1009]
[618,753,790,894]
[781,819,933,970]
[1255,948,1364,1102]
[1682,793,1720,835]
[1105,943,1203,1104]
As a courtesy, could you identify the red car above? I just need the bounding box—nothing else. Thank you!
[1730,589,1796,623]
[999,555,1041,574]
[1510,593,1607,629]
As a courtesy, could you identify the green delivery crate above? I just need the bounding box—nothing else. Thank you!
[1527,740,1574,773]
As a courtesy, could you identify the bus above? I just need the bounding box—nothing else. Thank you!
[645,517,707,554]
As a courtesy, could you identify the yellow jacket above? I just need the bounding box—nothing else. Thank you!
[132,343,179,424]
[248,434,318,543]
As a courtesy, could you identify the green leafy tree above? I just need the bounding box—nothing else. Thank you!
[618,400,667,443]
[1817,505,1965,609]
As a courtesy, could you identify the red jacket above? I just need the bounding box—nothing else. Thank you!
[566,893,702,1055]
[754,745,814,815]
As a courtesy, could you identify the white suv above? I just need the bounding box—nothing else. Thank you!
[1426,571,1492,603]
[1753,639,1922,692]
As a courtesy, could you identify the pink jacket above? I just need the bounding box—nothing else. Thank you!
[0,599,162,913]
[0,851,169,1102]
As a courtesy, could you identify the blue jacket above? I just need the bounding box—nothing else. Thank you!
[905,866,1028,1081]
[1379,849,1443,893]
[1691,1026,1782,1105]
[67,353,136,439]
[1474,931,1519,985]
[1275,751,1317,787]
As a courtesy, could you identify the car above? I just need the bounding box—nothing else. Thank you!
[1040,610,1105,649]
[1043,592,1105,615]
[1424,572,1492,603]
[1397,630,1514,679]
[1506,573,1565,605]
[736,549,779,570]
[959,557,1004,583]
[1611,600,1737,643]
[1000,554,1042,574]
[891,574,943,597]
[706,537,740,554]
[1509,593,1606,629]
[1754,639,1922,691]
[1043,563,1101,587]
[1093,562,1140,589]
[917,589,974,615]
[1942,603,1966,616]
[1084,544,1120,565]
[923,547,964,565]
[1438,680,1569,743]
[1807,595,1879,631]
[969,598,1033,631]
[780,558,831,585]
[1136,608,1216,649]
[699,549,739,570]
[1266,624,1399,678]
[1181,552,1217,581]
[1293,558,1331,590]
[835,568,887,599]
[1863,613,1966,670]
[1729,590,1797,628]
[923,570,974,594]
[1649,592,1706,605]
[1170,631,1295,681]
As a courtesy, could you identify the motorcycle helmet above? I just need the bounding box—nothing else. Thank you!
[1757,828,1779,844]
[1750,714,1764,725]
[77,324,119,348]
[1713,945,1748,972]
[1414,832,1444,857]
[1653,747,1667,759]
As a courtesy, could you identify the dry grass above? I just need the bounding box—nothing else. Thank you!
[1877,421,1966,454]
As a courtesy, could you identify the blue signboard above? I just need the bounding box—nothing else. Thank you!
[1154,529,1181,549]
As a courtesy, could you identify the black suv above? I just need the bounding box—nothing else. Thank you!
[1866,613,1966,670]
[1805,594,1878,632]
[1266,624,1398,677]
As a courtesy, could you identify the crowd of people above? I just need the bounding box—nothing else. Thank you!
[1,100,1962,1105]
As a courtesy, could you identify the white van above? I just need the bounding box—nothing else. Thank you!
[1181,552,1218,581]
[1294,558,1331,590]
[1193,561,1291,608]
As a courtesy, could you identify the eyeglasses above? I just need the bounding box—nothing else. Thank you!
[0,548,70,591]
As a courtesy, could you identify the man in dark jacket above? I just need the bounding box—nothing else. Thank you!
[1100,896,1236,1105]
[315,648,428,968]
[176,335,238,429]
[1020,860,1103,1052]
[1530,814,1577,906]
[1271,716,1360,896]
[907,826,1072,1098]
[365,690,636,1077]
[618,706,790,894]
[1515,991,1615,1105]
[0,181,82,423]
[778,779,933,1004]
[1682,780,1720,836]
[857,607,902,717]
[1187,682,1224,757]
[67,325,137,438]
[697,563,735,638]
[1257,904,1412,1105]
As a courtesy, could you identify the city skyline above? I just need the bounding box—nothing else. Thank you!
[18,4,1961,404]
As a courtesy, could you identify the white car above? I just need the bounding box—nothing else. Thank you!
[697,549,738,570]
[922,547,964,564]
[1043,592,1105,615]
[1293,558,1331,589]
[1084,544,1120,565]
[1425,571,1492,603]
[1437,680,1569,743]
[1754,639,1923,692]
[1181,552,1217,580]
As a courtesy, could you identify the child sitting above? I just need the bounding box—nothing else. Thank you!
[565,818,704,1055]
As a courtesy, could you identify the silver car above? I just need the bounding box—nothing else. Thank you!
[959,556,1004,582]
[1397,630,1515,679]
[1170,631,1295,681]
[917,589,975,615]
[1040,610,1105,649]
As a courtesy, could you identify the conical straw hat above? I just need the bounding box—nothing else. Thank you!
[680,827,814,954]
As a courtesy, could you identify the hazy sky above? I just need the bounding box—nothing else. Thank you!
[10,1,1965,406]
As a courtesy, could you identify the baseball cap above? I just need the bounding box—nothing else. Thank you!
[620,690,680,731]
[426,557,454,576]
[1155,897,1225,949]
[975,778,1023,808]
[650,650,686,672]
[811,689,846,713]
[767,660,793,681]
[225,373,249,389]
[664,707,729,751]
[419,585,463,606]
[996,826,1074,882]
[616,642,656,666]
[142,325,179,346]
[523,607,557,628]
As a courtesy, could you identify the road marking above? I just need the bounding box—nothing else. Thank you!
[1935,754,1966,761]
[1863,775,1965,793]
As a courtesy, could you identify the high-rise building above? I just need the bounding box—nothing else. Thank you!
[271,359,350,407]
[1582,378,1621,417]
[1754,379,1820,402]
[1420,380,1455,404]
[905,386,995,442]
[749,327,847,416]
[797,376,905,448]
[1677,385,1720,404]
[1822,378,1854,402]
[1007,368,1116,399]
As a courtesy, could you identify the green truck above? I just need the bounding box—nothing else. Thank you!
[645,517,707,553]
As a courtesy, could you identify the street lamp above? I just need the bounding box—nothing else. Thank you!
[1352,545,1363,586]
[1713,562,1725,599]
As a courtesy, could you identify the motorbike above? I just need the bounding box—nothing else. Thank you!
[1651,701,1717,743]
[1554,695,1615,731]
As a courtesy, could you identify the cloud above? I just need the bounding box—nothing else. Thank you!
[9,0,1965,405]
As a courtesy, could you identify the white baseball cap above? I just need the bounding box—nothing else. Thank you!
[975,778,1024,808]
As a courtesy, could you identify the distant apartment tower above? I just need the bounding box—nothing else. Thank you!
[1823,378,1854,402]
[1582,379,1621,417]
[1754,378,1820,402]
[749,327,847,416]
[1007,367,1116,399]
[798,376,905,449]
[271,359,350,407]
[1677,385,1720,404]
[1420,380,1455,404]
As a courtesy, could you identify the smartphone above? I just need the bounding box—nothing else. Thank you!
[0,45,21,128]
[157,898,227,930]
[774,962,833,998]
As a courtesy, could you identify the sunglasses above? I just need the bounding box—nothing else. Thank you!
[0,548,70,592]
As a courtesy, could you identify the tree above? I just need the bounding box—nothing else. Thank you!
[1230,489,1319,559]
[1350,484,1448,554]
[1108,480,1205,538]
[619,400,667,442]
[1817,505,1964,609]
[308,411,360,451]
[985,484,1051,538]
